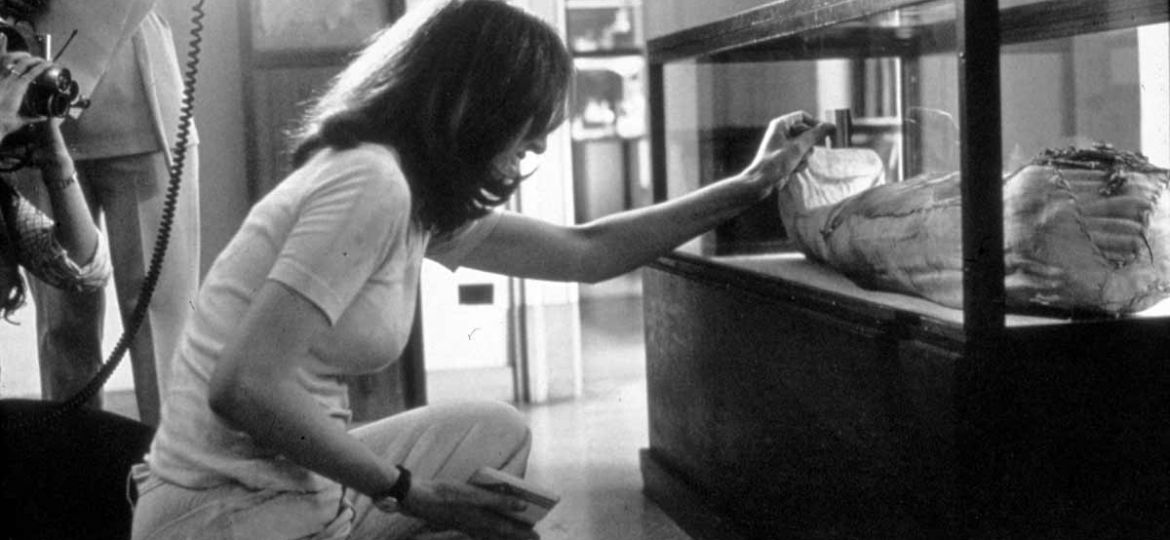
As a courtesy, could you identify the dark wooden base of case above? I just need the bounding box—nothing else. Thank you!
[641,254,1170,540]
[641,449,751,540]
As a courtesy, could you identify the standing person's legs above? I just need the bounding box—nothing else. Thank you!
[347,400,533,540]
[118,149,200,400]
[33,282,105,408]
[80,150,200,425]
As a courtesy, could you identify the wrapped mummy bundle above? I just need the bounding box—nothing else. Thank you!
[776,144,1170,315]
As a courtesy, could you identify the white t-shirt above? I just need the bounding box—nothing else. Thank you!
[147,143,499,491]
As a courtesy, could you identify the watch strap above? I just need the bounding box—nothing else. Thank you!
[371,464,412,514]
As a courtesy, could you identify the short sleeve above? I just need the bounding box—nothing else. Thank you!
[426,210,503,271]
[1,180,110,293]
[66,233,113,291]
[268,155,409,324]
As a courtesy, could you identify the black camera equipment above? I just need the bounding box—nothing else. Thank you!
[0,16,86,170]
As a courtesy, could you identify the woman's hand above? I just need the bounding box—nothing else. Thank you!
[0,34,69,178]
[0,34,52,141]
[402,479,540,540]
[737,110,835,200]
[28,117,75,182]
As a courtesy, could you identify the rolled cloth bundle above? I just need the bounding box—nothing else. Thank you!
[776,143,1170,315]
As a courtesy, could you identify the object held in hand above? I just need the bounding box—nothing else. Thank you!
[0,16,84,117]
[468,467,560,525]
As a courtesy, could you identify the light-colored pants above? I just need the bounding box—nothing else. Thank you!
[130,400,532,539]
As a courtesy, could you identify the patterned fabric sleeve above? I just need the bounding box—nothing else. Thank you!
[1,180,111,293]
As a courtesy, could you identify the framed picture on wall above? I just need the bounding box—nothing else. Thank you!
[247,0,404,54]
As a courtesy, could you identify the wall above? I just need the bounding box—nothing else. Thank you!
[157,0,250,277]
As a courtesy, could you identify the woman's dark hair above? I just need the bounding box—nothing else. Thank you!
[291,0,572,236]
[0,0,51,21]
[1,191,27,321]
[1,252,24,321]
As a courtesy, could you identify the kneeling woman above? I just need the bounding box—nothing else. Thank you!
[131,1,832,539]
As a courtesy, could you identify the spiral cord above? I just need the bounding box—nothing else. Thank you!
[6,1,206,429]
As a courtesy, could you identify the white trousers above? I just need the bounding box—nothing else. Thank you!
[130,400,532,540]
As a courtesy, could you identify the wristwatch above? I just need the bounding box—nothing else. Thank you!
[44,172,78,191]
[371,464,412,514]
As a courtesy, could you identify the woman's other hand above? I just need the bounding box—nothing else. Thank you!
[737,110,835,200]
[0,33,52,140]
[402,479,540,540]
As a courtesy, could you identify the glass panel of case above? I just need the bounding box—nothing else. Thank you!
[1000,18,1168,171]
[997,8,1169,317]
[565,0,643,53]
[657,0,1169,317]
[662,0,959,255]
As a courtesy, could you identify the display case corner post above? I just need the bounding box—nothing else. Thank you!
[956,0,1005,343]
[648,60,668,203]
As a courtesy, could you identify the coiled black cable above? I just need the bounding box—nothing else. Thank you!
[5,0,205,429]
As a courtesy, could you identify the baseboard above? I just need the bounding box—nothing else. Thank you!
[640,448,747,540]
[426,366,517,403]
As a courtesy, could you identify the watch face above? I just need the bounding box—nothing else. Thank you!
[371,495,401,514]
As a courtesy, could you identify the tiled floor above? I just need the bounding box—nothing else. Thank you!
[521,293,692,540]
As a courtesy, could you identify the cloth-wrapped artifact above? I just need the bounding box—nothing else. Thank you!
[776,144,1170,315]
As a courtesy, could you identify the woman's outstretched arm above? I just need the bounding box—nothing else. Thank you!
[459,111,834,282]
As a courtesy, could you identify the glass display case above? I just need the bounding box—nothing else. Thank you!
[566,0,653,225]
[640,2,1170,538]
[570,55,647,140]
[567,0,647,141]
[565,0,643,54]
[650,0,1170,328]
